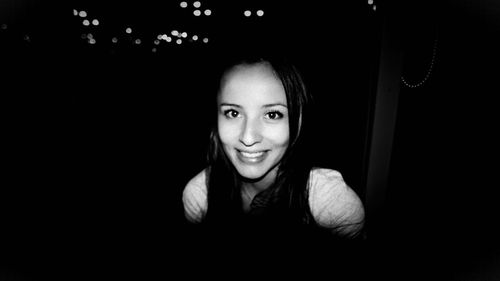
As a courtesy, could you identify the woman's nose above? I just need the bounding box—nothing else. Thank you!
[239,118,262,147]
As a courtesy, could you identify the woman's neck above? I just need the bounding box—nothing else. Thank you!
[241,181,269,199]
[241,182,268,213]
[240,166,278,205]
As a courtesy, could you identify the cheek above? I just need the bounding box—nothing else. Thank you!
[267,124,290,147]
[218,120,238,146]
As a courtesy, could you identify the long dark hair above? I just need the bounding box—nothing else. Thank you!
[204,50,315,230]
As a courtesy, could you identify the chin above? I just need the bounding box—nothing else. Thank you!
[235,162,280,183]
[237,168,267,180]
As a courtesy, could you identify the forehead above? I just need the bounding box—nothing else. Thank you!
[219,63,286,104]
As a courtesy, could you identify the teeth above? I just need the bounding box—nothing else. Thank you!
[240,151,264,158]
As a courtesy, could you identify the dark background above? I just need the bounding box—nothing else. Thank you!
[376,1,500,280]
[1,1,374,280]
[1,0,499,280]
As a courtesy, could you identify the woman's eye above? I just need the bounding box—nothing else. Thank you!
[265,111,284,120]
[224,109,240,119]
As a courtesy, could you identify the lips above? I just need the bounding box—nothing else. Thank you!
[236,149,268,164]
[240,151,264,158]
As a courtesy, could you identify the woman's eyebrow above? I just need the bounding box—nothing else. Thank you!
[219,102,287,108]
[219,103,241,108]
[263,103,287,108]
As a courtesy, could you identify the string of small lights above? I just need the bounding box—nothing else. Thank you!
[401,33,439,89]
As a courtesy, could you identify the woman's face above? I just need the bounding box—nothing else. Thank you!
[217,63,289,183]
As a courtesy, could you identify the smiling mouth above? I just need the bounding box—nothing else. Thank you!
[236,150,268,163]
[240,151,265,158]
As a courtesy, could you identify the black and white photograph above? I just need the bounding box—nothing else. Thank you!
[1,1,499,280]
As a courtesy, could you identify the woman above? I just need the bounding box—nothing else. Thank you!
[182,52,365,245]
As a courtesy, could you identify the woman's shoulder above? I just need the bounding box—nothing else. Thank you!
[308,167,365,237]
[308,168,348,195]
[182,168,208,223]
[309,167,344,184]
[184,168,208,191]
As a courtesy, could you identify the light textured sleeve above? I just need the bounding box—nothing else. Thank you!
[182,169,208,223]
[309,169,365,238]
